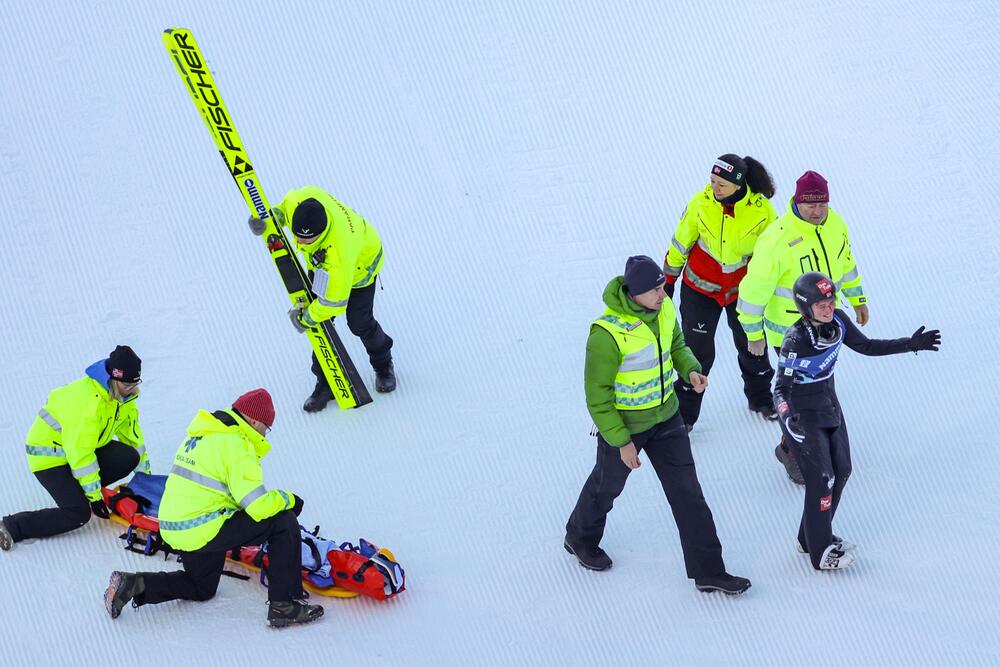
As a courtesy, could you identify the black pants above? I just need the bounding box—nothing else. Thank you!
[138,510,302,605]
[311,281,393,382]
[2,441,139,542]
[674,282,774,427]
[565,413,726,579]
[786,416,853,569]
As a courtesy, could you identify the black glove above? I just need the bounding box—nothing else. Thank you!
[90,498,110,520]
[291,494,304,517]
[247,214,266,236]
[908,326,941,352]
[665,280,675,299]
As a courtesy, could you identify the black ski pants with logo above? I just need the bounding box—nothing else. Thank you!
[786,415,853,569]
[310,281,393,381]
[674,282,774,427]
[138,509,303,605]
[2,441,138,542]
[565,413,726,579]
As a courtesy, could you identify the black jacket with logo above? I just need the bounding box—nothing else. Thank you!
[773,310,911,428]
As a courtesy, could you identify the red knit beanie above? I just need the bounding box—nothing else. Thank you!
[794,171,829,204]
[232,388,275,428]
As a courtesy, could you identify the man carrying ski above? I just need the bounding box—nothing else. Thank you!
[1,346,148,551]
[775,272,940,570]
[250,186,395,411]
[105,388,324,627]
[564,255,751,595]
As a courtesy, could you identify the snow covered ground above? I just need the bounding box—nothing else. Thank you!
[1,1,997,664]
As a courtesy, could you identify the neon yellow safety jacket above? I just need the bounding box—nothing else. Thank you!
[585,277,701,447]
[25,360,147,502]
[737,200,866,347]
[274,186,384,325]
[158,409,296,552]
[664,184,776,293]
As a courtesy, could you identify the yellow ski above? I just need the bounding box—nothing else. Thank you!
[162,28,371,409]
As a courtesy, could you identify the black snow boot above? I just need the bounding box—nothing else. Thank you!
[267,600,325,628]
[564,540,612,571]
[105,571,144,619]
[303,380,335,413]
[775,443,805,485]
[695,573,752,596]
[374,361,396,393]
[0,519,13,551]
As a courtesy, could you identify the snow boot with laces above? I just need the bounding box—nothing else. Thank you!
[105,571,145,619]
[267,600,325,628]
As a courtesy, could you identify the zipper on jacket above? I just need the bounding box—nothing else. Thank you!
[814,228,833,277]
[98,403,121,443]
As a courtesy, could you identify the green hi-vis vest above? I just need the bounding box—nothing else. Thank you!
[592,305,677,410]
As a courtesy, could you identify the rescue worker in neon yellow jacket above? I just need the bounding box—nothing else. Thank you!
[663,154,779,430]
[105,388,324,628]
[249,186,395,411]
[736,171,868,483]
[0,346,148,551]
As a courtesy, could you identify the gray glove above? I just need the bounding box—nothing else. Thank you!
[248,214,266,236]
[288,307,309,333]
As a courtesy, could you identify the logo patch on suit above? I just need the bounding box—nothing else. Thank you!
[820,495,832,511]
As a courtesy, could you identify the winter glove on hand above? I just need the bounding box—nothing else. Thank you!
[664,279,675,299]
[291,494,305,516]
[288,307,310,334]
[247,214,266,236]
[908,326,941,352]
[783,415,806,444]
[90,498,110,520]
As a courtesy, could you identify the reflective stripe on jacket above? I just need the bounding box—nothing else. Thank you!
[158,409,295,552]
[275,186,384,323]
[25,360,146,501]
[592,303,678,411]
[737,200,865,347]
[664,185,776,305]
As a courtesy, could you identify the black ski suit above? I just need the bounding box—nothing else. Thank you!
[773,310,912,569]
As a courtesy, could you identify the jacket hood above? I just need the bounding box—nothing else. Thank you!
[602,276,659,325]
[85,359,138,404]
[186,409,272,459]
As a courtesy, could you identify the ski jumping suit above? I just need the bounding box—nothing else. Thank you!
[774,310,910,569]
[565,276,728,580]
[664,184,777,426]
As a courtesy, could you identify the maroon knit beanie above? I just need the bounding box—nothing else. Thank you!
[794,171,829,203]
[233,388,275,428]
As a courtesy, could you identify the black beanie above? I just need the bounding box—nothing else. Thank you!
[712,154,747,185]
[291,198,327,238]
[106,345,141,383]
[623,255,666,295]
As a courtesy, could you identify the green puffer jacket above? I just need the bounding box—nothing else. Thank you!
[584,277,701,446]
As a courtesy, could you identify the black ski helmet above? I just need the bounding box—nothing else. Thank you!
[793,272,836,319]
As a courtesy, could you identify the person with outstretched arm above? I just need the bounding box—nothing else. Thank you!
[774,272,940,570]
